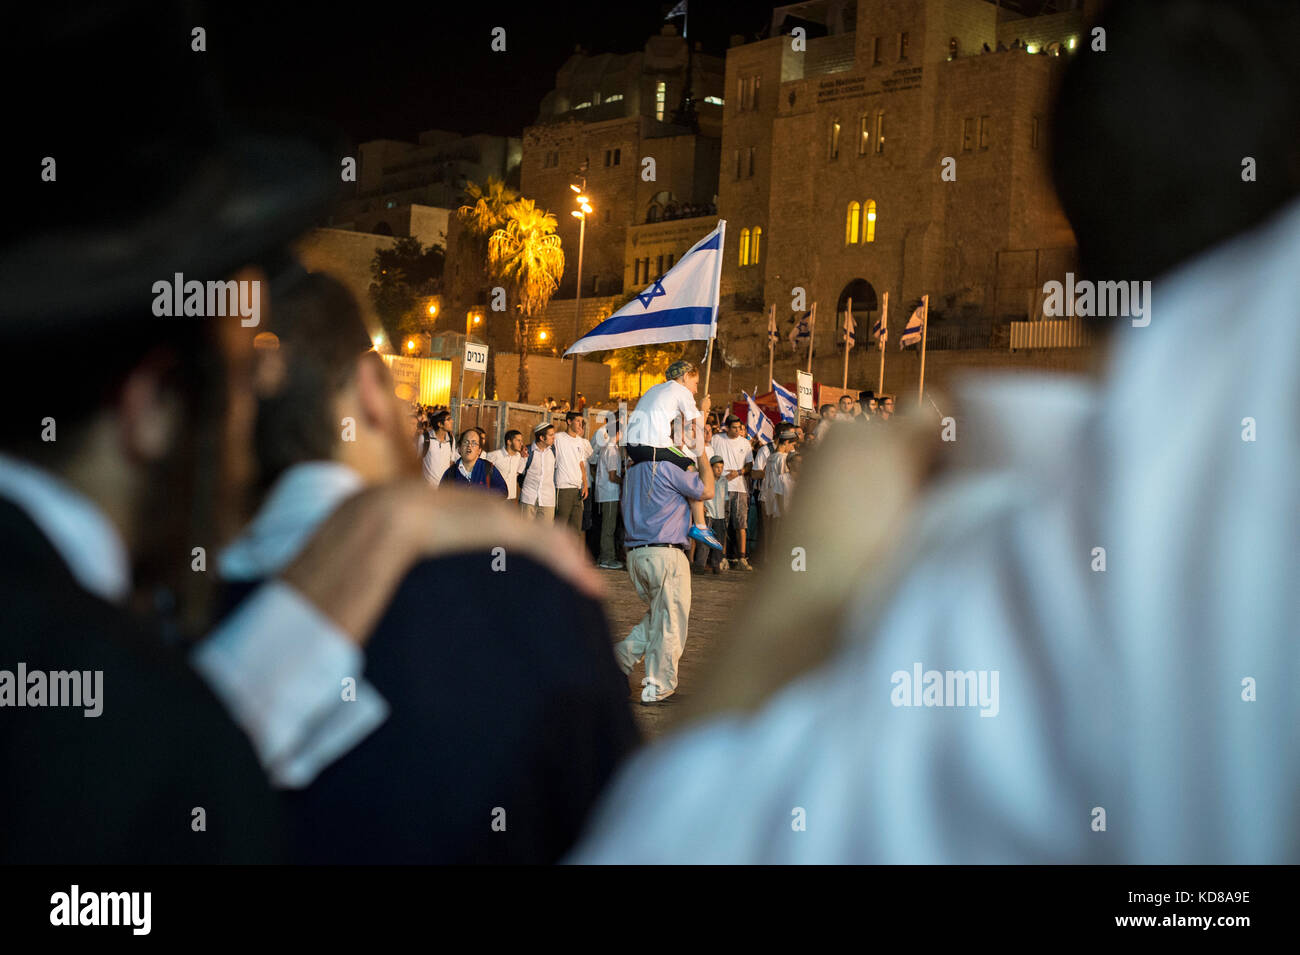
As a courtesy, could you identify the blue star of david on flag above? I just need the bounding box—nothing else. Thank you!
[636,277,668,309]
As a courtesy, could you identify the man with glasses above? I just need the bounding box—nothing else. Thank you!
[442,429,507,495]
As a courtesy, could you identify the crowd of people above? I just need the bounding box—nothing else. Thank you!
[9,0,1298,869]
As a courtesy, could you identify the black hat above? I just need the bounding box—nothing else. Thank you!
[3,2,341,333]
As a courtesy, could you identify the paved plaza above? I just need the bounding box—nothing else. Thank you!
[597,562,752,738]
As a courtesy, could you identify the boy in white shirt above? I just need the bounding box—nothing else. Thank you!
[593,419,624,568]
[484,429,526,500]
[692,456,728,575]
[625,359,722,551]
[762,428,798,555]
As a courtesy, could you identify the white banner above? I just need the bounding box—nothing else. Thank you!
[464,341,489,373]
[796,370,814,411]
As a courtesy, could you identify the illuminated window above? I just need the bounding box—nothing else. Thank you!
[962,117,974,152]
[859,115,870,155]
[875,112,885,154]
[656,81,666,121]
[865,200,876,242]
[829,119,841,160]
[575,101,591,110]
[752,227,762,264]
[606,93,623,103]
[845,202,860,245]
[704,95,724,106]
[739,228,751,266]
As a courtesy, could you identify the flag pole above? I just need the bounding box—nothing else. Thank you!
[702,218,726,403]
[842,297,852,389]
[878,291,888,396]
[806,301,816,373]
[917,293,930,406]
[703,334,715,398]
[766,303,775,394]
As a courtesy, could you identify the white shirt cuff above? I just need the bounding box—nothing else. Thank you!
[191,581,390,789]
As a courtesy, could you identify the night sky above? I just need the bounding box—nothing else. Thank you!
[211,1,780,146]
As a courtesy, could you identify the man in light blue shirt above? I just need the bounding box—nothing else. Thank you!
[616,434,715,703]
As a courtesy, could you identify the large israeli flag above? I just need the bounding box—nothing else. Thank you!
[771,379,797,423]
[565,221,726,355]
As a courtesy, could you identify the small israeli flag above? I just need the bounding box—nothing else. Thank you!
[899,306,924,349]
[787,309,812,344]
[843,310,857,349]
[767,303,779,346]
[771,379,797,423]
[666,0,687,20]
[566,221,725,354]
[743,391,775,443]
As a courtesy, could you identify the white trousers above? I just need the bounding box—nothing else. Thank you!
[615,546,692,696]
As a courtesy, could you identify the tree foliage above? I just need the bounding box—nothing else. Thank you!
[368,236,444,345]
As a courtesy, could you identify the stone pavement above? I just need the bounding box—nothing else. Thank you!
[597,560,755,738]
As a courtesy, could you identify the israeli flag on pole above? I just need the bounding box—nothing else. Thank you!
[899,306,924,349]
[787,309,812,344]
[767,303,779,346]
[743,392,775,443]
[565,221,725,354]
[771,379,797,423]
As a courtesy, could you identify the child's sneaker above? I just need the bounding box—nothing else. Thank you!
[688,524,724,551]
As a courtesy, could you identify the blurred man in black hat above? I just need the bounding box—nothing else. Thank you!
[0,2,597,863]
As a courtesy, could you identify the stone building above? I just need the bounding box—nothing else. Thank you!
[716,0,1092,365]
[519,24,726,346]
[333,129,521,246]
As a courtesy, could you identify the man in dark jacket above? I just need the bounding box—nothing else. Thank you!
[219,271,639,863]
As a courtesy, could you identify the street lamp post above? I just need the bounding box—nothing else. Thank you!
[569,181,592,408]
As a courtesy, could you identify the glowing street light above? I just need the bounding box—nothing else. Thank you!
[427,302,438,316]
[568,178,593,406]
[406,338,416,352]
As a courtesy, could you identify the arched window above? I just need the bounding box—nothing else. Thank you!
[864,200,876,243]
[739,228,751,266]
[752,227,762,264]
[845,202,860,245]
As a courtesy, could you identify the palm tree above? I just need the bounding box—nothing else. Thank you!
[457,178,519,398]
[488,198,566,402]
